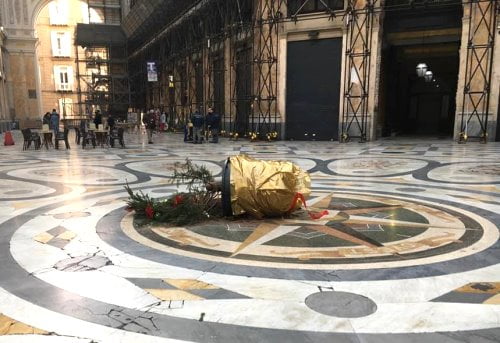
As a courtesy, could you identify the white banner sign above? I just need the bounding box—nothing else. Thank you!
[147,62,158,82]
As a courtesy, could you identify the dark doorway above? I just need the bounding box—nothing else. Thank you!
[213,55,225,116]
[382,43,459,137]
[381,4,462,138]
[235,45,252,134]
[195,61,204,110]
[286,38,341,140]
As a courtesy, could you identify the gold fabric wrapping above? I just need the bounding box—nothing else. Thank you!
[229,155,311,218]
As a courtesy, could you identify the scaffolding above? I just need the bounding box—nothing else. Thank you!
[126,0,499,141]
[87,0,121,25]
[127,0,283,136]
[341,0,380,143]
[458,0,498,143]
[72,2,126,118]
[75,24,129,118]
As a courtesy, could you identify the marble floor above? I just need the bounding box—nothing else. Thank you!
[0,130,499,342]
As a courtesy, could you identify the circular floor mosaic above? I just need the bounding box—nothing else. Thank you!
[124,191,498,271]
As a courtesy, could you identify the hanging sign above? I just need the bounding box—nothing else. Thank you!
[147,61,158,82]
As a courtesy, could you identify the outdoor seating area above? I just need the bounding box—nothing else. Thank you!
[75,122,126,149]
[17,120,128,151]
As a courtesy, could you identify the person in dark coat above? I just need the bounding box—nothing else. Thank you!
[93,110,102,127]
[206,107,221,143]
[191,109,204,144]
[50,109,60,134]
[107,113,116,130]
[42,112,51,126]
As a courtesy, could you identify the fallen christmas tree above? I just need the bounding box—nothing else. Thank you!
[125,155,313,226]
[125,159,221,225]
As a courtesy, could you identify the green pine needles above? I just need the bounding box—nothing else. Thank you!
[125,159,221,226]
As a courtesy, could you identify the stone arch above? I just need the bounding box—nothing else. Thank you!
[30,0,53,30]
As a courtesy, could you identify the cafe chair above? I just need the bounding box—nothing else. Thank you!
[21,129,41,150]
[81,129,96,149]
[55,128,70,150]
[109,128,125,148]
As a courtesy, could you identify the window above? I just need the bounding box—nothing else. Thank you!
[48,0,68,25]
[51,32,71,57]
[287,0,344,16]
[80,3,104,24]
[54,66,74,91]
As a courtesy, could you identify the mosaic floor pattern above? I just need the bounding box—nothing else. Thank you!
[0,130,499,342]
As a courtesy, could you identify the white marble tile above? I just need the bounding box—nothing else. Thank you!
[0,286,191,342]
[37,270,160,310]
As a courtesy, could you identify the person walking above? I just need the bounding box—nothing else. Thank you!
[143,110,156,144]
[206,107,221,143]
[191,109,204,144]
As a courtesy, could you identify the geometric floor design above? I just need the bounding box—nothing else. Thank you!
[127,278,249,301]
[1,130,500,342]
[0,313,47,335]
[432,282,500,304]
[33,226,76,249]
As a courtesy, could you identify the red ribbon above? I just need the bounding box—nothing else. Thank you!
[287,192,328,220]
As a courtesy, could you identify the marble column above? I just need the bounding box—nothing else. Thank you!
[4,36,41,127]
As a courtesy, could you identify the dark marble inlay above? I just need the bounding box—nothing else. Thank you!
[190,289,249,300]
[47,226,68,236]
[127,278,175,290]
[4,190,29,195]
[395,188,426,193]
[305,291,377,318]
[432,292,493,304]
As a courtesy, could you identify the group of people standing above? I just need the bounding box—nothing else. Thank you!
[42,109,61,134]
[141,107,220,145]
[90,110,116,130]
[185,107,221,144]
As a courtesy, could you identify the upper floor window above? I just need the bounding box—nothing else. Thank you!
[288,0,344,17]
[48,0,69,26]
[54,66,74,91]
[80,3,104,24]
[51,32,71,57]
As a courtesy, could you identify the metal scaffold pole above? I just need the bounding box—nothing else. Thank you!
[341,0,380,143]
[458,0,498,144]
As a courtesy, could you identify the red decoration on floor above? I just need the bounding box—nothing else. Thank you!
[4,131,14,146]
[145,204,155,219]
